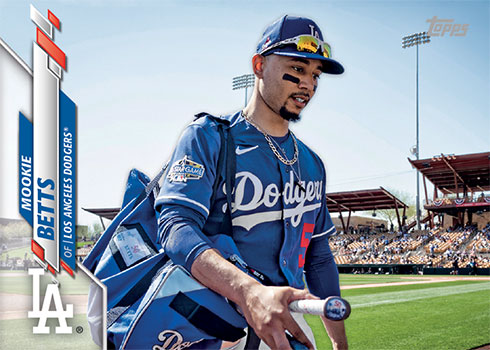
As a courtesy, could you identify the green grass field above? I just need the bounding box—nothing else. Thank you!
[1,272,489,349]
[2,242,92,259]
[306,277,490,350]
[76,241,94,249]
[0,269,94,295]
[0,314,98,349]
[339,274,425,285]
[1,245,32,259]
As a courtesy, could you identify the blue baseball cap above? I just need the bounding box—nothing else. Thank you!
[257,15,344,74]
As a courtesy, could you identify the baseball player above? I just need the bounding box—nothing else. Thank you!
[156,15,347,350]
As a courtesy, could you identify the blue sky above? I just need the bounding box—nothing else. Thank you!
[1,0,488,225]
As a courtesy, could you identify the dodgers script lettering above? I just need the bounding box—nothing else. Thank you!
[152,330,204,350]
[225,170,322,229]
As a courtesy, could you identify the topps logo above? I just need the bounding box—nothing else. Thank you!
[426,16,469,37]
[28,268,73,334]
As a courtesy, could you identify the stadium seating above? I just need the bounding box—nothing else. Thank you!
[329,223,490,270]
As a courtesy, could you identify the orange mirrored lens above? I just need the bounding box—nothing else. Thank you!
[297,36,319,53]
[322,44,331,58]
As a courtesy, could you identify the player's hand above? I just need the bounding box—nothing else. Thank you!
[238,284,318,350]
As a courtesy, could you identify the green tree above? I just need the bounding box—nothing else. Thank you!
[88,222,103,238]
[0,220,31,241]
[76,225,88,238]
[378,189,420,230]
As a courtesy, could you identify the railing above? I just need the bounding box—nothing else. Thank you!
[426,196,490,206]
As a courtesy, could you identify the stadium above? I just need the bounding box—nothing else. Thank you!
[78,151,490,349]
[327,152,490,275]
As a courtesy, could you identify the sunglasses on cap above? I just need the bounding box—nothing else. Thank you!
[260,34,332,58]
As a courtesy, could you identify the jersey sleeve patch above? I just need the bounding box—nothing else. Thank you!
[167,155,205,183]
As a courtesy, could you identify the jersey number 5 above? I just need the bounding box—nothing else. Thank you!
[298,223,314,268]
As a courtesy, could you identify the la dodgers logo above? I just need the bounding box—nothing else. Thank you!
[28,268,73,334]
[309,24,320,39]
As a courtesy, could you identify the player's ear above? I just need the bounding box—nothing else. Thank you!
[252,54,265,78]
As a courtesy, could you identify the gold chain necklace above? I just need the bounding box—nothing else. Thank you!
[242,111,299,166]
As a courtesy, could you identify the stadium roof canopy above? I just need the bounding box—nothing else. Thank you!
[408,151,490,195]
[326,187,408,213]
[83,207,119,220]
[408,152,490,228]
[82,207,119,229]
[326,187,409,233]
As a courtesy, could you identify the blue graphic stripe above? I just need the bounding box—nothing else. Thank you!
[59,90,76,271]
[19,112,33,226]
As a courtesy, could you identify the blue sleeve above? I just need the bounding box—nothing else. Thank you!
[154,120,221,218]
[311,161,336,239]
[157,204,214,272]
[304,238,341,298]
[304,159,340,298]
[155,119,221,271]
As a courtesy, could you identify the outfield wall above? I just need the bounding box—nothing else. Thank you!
[338,264,490,275]
[422,267,489,275]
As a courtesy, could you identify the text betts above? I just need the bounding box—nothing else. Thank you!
[37,178,55,240]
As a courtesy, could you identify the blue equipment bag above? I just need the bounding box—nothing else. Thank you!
[115,263,247,349]
[83,114,248,349]
[83,167,163,279]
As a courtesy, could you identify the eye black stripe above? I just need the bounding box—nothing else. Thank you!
[282,73,300,84]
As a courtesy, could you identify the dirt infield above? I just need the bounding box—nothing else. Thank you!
[472,344,490,350]
[0,272,30,277]
[341,275,490,290]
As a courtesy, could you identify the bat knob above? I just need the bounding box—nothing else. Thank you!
[324,296,351,321]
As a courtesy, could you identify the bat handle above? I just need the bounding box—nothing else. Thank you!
[288,296,351,321]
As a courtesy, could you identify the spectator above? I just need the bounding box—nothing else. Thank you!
[470,258,478,275]
[452,258,459,275]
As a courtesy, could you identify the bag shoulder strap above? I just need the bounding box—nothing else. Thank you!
[194,112,235,236]
[170,291,245,341]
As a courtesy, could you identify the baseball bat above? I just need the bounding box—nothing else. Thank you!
[288,296,351,321]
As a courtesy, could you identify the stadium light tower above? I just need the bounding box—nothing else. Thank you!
[232,74,255,107]
[402,32,431,231]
